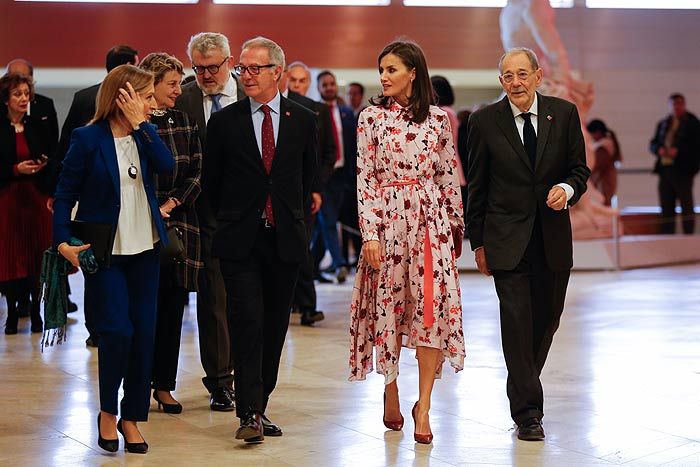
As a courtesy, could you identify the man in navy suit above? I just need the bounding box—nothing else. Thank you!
[204,36,317,443]
[314,70,357,284]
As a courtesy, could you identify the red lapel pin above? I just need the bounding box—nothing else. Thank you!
[547,115,552,121]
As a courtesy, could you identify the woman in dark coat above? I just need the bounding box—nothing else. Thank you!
[140,53,203,414]
[0,73,55,334]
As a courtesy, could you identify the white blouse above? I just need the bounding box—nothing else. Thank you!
[111,135,158,255]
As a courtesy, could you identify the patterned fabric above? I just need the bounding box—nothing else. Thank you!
[261,104,275,226]
[349,102,466,384]
[151,109,203,291]
[210,93,223,114]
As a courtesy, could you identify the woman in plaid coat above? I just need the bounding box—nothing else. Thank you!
[140,53,203,413]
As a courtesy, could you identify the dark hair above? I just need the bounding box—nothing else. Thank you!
[587,118,622,162]
[348,82,364,95]
[316,70,335,83]
[0,73,35,105]
[370,40,434,124]
[431,75,454,107]
[669,93,685,102]
[106,45,139,72]
[586,119,608,134]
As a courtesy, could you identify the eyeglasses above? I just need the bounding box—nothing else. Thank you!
[192,58,229,76]
[500,70,535,84]
[234,64,276,76]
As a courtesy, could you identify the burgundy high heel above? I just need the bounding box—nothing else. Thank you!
[412,402,433,444]
[383,393,404,431]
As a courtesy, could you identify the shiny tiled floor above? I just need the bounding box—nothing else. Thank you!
[1,265,699,466]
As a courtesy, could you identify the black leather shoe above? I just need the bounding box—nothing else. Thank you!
[235,412,264,443]
[97,413,118,452]
[85,335,100,347]
[210,387,235,412]
[315,273,333,284]
[117,419,148,453]
[153,390,183,414]
[301,310,324,326]
[261,414,283,436]
[517,418,545,441]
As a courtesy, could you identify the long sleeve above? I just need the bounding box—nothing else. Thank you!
[561,104,590,206]
[466,113,489,251]
[52,131,87,246]
[132,122,175,175]
[434,114,464,231]
[355,111,383,242]
[170,123,202,207]
[203,113,225,219]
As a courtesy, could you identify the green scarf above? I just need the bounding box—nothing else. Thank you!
[39,238,98,350]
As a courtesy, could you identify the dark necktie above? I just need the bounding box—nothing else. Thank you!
[261,104,275,226]
[521,112,537,168]
[210,93,223,114]
[327,102,342,163]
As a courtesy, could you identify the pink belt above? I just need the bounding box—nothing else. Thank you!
[380,178,435,329]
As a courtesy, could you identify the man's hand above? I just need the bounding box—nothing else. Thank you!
[474,247,491,276]
[46,197,54,213]
[546,186,567,211]
[310,192,322,215]
[362,240,382,270]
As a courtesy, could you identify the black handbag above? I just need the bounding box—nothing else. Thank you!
[70,220,116,267]
[160,225,185,266]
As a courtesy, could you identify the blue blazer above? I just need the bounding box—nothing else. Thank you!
[53,120,175,247]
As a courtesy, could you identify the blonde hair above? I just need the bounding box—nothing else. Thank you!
[139,52,184,85]
[91,64,154,124]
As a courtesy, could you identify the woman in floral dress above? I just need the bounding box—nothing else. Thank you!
[349,40,465,444]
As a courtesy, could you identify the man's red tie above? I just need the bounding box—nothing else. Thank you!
[261,104,275,226]
[327,102,342,162]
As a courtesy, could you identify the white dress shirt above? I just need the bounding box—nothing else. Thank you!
[203,75,238,124]
[508,94,574,203]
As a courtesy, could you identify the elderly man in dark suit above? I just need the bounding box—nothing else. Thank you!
[204,36,316,443]
[467,47,590,441]
[175,32,245,413]
[278,66,336,326]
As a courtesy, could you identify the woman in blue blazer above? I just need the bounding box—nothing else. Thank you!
[53,65,174,454]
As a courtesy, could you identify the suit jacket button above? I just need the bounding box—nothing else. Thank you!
[268,180,273,185]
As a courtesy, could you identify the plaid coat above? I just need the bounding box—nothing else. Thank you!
[152,109,203,291]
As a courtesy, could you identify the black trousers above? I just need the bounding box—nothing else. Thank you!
[293,214,318,314]
[658,167,695,234]
[152,268,189,391]
[196,198,234,393]
[492,221,570,425]
[220,225,299,418]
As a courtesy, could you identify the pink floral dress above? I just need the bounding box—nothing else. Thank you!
[349,102,466,384]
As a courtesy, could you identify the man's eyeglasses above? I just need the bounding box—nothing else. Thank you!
[192,58,229,76]
[234,64,276,76]
[501,70,535,84]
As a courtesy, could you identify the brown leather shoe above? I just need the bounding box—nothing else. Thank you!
[235,412,264,443]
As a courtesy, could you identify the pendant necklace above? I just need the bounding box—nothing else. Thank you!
[117,136,138,179]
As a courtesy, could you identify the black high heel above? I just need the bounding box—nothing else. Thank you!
[117,419,148,454]
[96,413,119,452]
[153,390,183,414]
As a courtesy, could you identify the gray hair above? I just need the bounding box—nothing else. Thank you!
[287,60,310,74]
[187,32,231,61]
[498,47,540,74]
[241,36,286,71]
